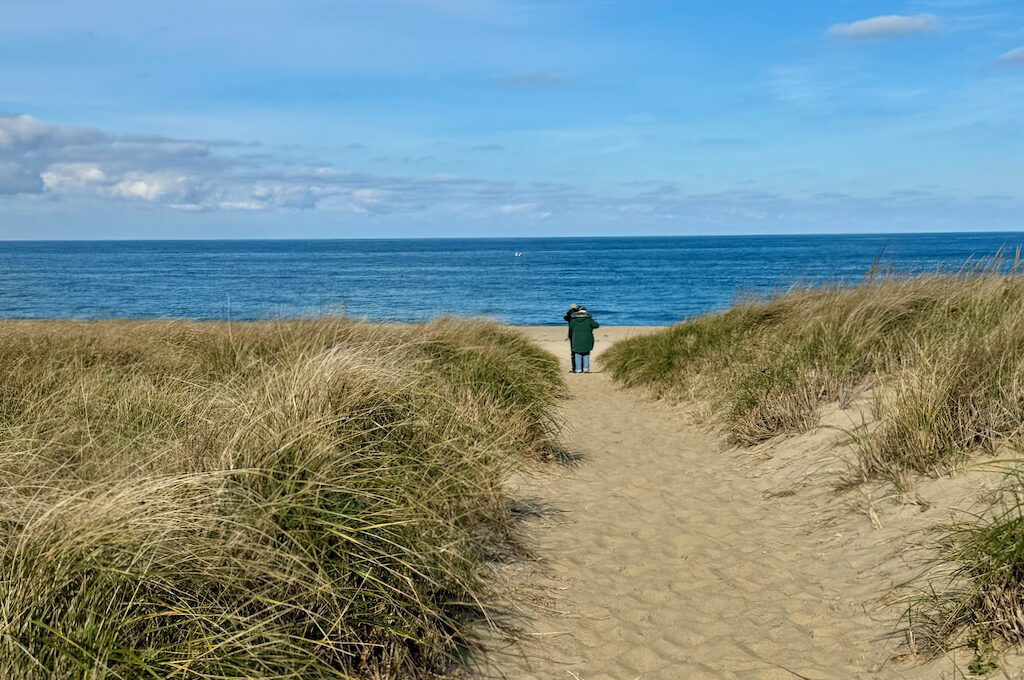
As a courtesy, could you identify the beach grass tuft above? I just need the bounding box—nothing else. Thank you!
[0,317,563,678]
[900,464,1024,663]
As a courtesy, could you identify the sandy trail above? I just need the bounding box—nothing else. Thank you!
[478,326,965,680]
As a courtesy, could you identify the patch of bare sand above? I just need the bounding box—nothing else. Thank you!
[474,326,1019,680]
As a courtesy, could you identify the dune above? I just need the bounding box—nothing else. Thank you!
[477,325,1017,680]
[0,319,565,678]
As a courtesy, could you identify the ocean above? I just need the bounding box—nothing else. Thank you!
[2,233,1023,326]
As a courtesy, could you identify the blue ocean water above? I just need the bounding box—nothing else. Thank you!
[1,233,1023,326]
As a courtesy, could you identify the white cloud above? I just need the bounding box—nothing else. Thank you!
[0,114,590,216]
[828,14,939,40]
[351,188,386,205]
[110,175,195,203]
[998,47,1024,64]
[41,163,107,190]
[497,202,537,215]
[0,114,105,152]
[0,114,333,211]
[495,202,553,220]
[217,200,264,211]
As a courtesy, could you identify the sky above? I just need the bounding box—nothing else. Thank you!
[1,0,1023,239]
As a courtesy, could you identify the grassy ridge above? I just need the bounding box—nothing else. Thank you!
[606,266,1024,487]
[0,318,563,678]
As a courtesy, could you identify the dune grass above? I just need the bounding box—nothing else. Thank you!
[0,317,563,678]
[901,465,1024,664]
[605,262,1024,488]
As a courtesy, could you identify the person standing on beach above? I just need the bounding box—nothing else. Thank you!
[564,303,580,372]
[568,306,600,374]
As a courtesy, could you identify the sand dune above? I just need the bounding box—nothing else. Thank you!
[476,326,1012,680]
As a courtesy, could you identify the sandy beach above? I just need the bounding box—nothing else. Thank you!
[477,326,1002,680]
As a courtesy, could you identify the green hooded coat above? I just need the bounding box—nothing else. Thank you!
[568,313,600,353]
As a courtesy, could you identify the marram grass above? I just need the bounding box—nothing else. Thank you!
[605,261,1024,487]
[0,317,563,678]
[900,467,1024,661]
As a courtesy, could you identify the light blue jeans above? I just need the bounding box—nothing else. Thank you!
[573,352,590,372]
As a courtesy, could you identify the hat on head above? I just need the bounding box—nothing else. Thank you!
[569,303,580,310]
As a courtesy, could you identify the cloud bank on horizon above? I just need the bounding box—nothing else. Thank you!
[0,0,1022,238]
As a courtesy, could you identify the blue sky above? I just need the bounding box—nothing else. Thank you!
[1,0,1023,238]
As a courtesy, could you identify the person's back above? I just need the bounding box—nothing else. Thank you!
[568,308,600,373]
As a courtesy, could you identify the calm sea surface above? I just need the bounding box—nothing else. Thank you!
[2,234,1023,326]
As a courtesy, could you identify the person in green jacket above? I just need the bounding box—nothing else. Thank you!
[568,306,600,373]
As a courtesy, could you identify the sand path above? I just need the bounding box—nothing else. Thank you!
[479,327,945,680]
